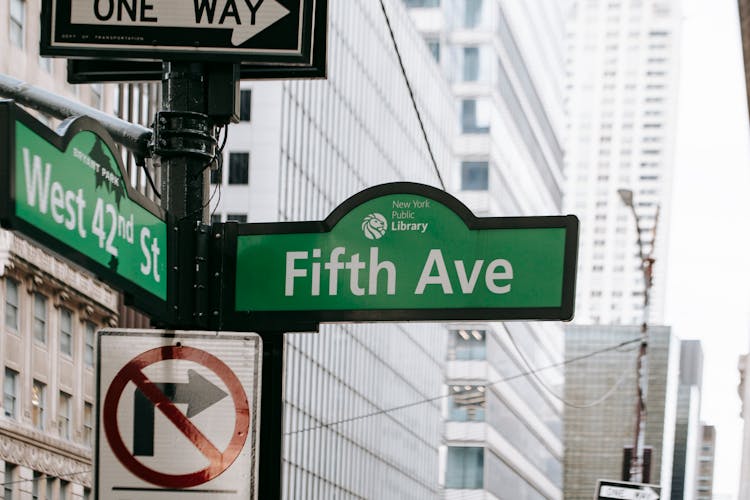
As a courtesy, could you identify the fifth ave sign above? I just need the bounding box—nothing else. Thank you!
[41,0,325,62]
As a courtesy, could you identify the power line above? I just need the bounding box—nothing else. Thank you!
[506,328,633,409]
[284,336,642,436]
[378,0,446,190]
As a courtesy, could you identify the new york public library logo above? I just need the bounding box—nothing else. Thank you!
[361,213,387,240]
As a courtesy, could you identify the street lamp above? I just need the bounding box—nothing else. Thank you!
[617,188,660,484]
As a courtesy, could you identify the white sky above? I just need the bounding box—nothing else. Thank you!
[665,0,750,497]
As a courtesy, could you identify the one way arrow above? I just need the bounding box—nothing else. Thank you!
[70,0,290,47]
[133,369,228,456]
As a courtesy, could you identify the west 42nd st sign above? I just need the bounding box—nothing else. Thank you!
[216,183,579,332]
[0,101,169,319]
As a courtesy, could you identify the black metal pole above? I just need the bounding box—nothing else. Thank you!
[258,332,285,500]
[159,61,212,222]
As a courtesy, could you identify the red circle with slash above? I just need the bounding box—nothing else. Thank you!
[103,345,249,488]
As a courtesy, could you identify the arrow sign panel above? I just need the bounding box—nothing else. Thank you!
[41,0,328,69]
[133,370,229,456]
[597,480,660,500]
[70,0,291,46]
[96,330,262,498]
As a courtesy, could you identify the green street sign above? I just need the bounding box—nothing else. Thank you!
[0,101,171,319]
[216,183,578,331]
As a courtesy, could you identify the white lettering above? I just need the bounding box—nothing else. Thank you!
[455,260,483,293]
[485,259,513,294]
[415,249,453,294]
[22,149,51,213]
[50,182,65,224]
[368,248,396,295]
[324,247,346,295]
[284,251,308,296]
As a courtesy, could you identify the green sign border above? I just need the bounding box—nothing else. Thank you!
[214,183,579,332]
[0,100,174,321]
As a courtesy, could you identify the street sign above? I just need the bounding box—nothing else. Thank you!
[41,0,327,75]
[0,101,171,319]
[96,330,262,498]
[215,182,579,331]
[596,480,661,500]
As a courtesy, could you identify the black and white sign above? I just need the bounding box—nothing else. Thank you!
[41,0,326,67]
[95,330,262,499]
[596,480,660,500]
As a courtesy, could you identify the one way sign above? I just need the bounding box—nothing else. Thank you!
[96,330,262,499]
[41,0,326,63]
[596,480,660,500]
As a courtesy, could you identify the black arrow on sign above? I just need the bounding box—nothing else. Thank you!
[133,369,228,456]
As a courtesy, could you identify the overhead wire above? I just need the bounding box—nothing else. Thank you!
[378,0,446,190]
[506,328,633,409]
[284,336,642,436]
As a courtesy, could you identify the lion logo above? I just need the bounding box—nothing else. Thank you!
[361,213,388,240]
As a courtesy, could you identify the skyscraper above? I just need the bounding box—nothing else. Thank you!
[564,0,683,325]
[405,1,569,498]
[564,324,680,499]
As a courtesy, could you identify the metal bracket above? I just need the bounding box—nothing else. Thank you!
[151,111,216,161]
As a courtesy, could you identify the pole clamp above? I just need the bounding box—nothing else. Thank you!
[151,111,216,161]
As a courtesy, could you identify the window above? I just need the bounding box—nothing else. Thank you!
[461,161,488,190]
[4,369,17,419]
[461,99,490,134]
[32,380,46,430]
[83,402,94,446]
[83,487,91,500]
[33,294,47,344]
[45,477,53,500]
[84,322,95,368]
[404,0,440,6]
[445,446,484,489]
[239,90,251,121]
[4,463,16,500]
[9,0,25,48]
[462,47,479,81]
[5,279,18,331]
[226,214,247,223]
[448,329,486,360]
[228,153,249,184]
[31,471,41,500]
[448,385,485,421]
[464,0,482,28]
[425,38,440,62]
[60,480,69,500]
[59,392,71,439]
[60,308,72,356]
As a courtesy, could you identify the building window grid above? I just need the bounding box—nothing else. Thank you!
[9,0,25,48]
[83,402,94,446]
[31,380,46,430]
[4,463,16,500]
[60,308,73,357]
[5,279,19,331]
[228,152,250,185]
[59,392,71,440]
[3,369,17,419]
[33,294,47,344]
[84,322,95,368]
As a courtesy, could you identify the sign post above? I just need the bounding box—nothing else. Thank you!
[96,330,262,498]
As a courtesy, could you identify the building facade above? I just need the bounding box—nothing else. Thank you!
[564,324,680,499]
[406,1,569,498]
[564,0,683,325]
[695,424,715,500]
[669,340,703,500]
[0,0,123,497]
